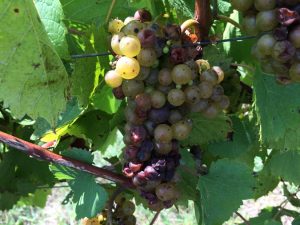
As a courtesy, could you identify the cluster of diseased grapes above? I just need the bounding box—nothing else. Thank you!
[82,196,136,225]
[104,9,230,210]
[233,0,300,83]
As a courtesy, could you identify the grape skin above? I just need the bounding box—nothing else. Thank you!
[116,56,140,79]
[104,70,123,88]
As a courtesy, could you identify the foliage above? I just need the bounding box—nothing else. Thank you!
[0,0,300,224]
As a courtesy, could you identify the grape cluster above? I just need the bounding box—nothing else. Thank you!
[81,196,136,225]
[232,0,300,83]
[105,9,230,210]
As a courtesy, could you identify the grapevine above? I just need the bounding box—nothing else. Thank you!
[1,0,300,225]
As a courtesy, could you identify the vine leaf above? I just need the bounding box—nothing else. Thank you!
[269,151,300,185]
[0,0,69,126]
[100,127,124,158]
[253,69,300,150]
[198,159,255,225]
[34,0,69,58]
[182,113,232,146]
[71,38,98,108]
[50,148,108,220]
[207,116,257,158]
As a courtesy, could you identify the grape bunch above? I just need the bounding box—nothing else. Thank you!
[82,196,136,225]
[232,0,300,83]
[105,9,230,210]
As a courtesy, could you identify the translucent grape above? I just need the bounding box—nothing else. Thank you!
[172,120,192,141]
[198,81,213,99]
[122,80,144,98]
[104,70,123,88]
[171,64,193,85]
[111,32,125,55]
[119,35,141,57]
[184,85,201,104]
[108,19,124,33]
[137,48,157,67]
[167,89,185,106]
[122,20,144,35]
[150,90,166,109]
[158,68,172,86]
[116,56,140,79]
[154,124,173,142]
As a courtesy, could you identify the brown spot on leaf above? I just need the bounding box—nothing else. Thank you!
[13,8,19,13]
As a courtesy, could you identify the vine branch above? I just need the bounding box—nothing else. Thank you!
[194,0,212,41]
[0,131,133,188]
[149,210,161,225]
[235,211,250,225]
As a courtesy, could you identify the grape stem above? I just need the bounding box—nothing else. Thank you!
[235,211,250,225]
[149,210,161,225]
[0,131,133,188]
[216,15,242,30]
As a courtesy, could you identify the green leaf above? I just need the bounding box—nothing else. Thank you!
[203,45,232,72]
[167,0,194,19]
[60,0,136,24]
[18,188,51,208]
[248,208,280,225]
[208,117,255,158]
[91,85,122,115]
[198,159,255,225]
[253,69,300,150]
[269,151,300,185]
[71,38,98,108]
[100,127,124,158]
[68,110,111,149]
[182,113,232,146]
[293,217,300,225]
[69,173,108,220]
[0,0,69,126]
[0,192,19,210]
[217,0,233,15]
[50,148,94,180]
[34,0,69,58]
[177,150,198,206]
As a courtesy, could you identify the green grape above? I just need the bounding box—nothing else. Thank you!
[111,32,125,55]
[154,141,172,155]
[189,99,209,113]
[212,66,224,84]
[242,14,259,35]
[104,70,123,88]
[256,10,278,32]
[289,25,300,48]
[116,56,140,79]
[167,89,185,106]
[210,85,224,102]
[290,62,300,82]
[150,90,166,108]
[261,59,275,74]
[198,81,213,99]
[122,20,144,35]
[158,68,172,86]
[137,48,157,67]
[119,35,141,57]
[135,66,150,80]
[122,80,144,98]
[231,0,254,12]
[200,70,218,85]
[184,85,201,104]
[124,17,136,25]
[195,59,210,74]
[155,182,179,201]
[216,95,230,110]
[251,44,269,60]
[256,34,276,56]
[108,19,124,33]
[154,124,173,142]
[254,0,276,11]
[172,120,192,141]
[168,110,183,124]
[202,104,219,119]
[171,64,193,85]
